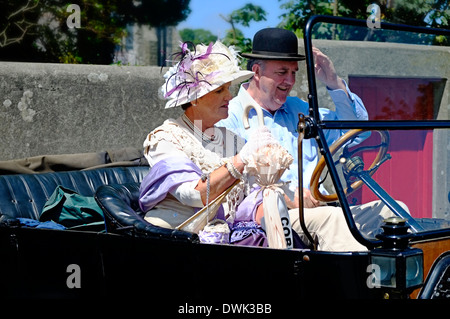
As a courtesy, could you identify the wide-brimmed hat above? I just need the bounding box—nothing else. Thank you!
[242,28,305,61]
[161,41,254,109]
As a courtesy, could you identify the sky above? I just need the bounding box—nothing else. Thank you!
[177,0,286,40]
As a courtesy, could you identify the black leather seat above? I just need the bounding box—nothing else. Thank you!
[0,165,197,242]
[95,183,198,242]
[0,166,149,220]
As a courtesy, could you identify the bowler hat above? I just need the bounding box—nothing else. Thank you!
[242,28,305,61]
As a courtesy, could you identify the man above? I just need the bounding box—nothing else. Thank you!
[217,28,388,251]
[218,28,367,209]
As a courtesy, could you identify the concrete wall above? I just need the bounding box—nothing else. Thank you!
[0,62,183,161]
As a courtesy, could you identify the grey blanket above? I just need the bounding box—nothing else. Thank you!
[0,147,148,175]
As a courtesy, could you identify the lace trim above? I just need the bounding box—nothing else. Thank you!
[144,119,223,173]
[143,118,248,222]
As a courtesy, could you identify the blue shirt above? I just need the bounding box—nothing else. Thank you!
[217,81,368,198]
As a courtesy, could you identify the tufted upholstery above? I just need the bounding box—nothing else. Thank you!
[0,165,197,242]
[0,166,149,221]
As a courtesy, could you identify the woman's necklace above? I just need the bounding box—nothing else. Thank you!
[181,113,216,144]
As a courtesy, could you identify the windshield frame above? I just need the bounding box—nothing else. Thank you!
[303,15,450,247]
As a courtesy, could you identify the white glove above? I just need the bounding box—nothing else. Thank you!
[238,126,278,165]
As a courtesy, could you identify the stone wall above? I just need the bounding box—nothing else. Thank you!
[0,62,182,161]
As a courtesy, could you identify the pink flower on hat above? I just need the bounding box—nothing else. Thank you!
[161,41,253,109]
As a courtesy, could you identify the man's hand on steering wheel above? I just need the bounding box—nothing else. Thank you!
[285,187,323,209]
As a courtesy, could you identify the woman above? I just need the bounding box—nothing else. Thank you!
[138,41,290,247]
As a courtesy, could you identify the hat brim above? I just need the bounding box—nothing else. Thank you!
[165,70,254,109]
[241,52,305,61]
[230,70,254,85]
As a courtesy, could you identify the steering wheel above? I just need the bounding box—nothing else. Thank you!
[310,129,390,202]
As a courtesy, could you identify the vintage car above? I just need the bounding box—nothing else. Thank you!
[0,15,449,309]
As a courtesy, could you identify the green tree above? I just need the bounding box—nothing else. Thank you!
[179,28,218,44]
[279,0,450,37]
[0,0,191,64]
[220,3,267,55]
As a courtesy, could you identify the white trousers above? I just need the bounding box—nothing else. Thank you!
[289,200,404,252]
